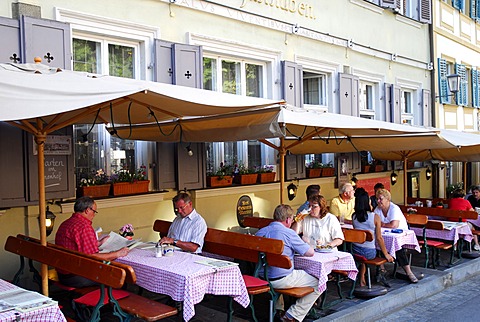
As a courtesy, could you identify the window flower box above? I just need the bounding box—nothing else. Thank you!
[77,184,111,198]
[257,172,276,183]
[306,168,322,178]
[233,173,259,185]
[112,180,150,196]
[207,176,233,187]
[321,167,335,177]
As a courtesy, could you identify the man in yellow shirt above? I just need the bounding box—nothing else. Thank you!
[329,183,355,223]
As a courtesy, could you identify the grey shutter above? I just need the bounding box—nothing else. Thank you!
[339,73,359,116]
[472,69,479,108]
[438,58,449,104]
[0,123,28,207]
[419,0,432,23]
[20,16,71,68]
[285,155,306,181]
[154,39,174,84]
[380,0,396,8]
[173,44,203,88]
[177,143,205,191]
[157,142,176,189]
[0,17,20,64]
[455,63,467,106]
[281,61,304,107]
[422,89,431,127]
[26,127,75,201]
[391,85,402,124]
[384,83,392,122]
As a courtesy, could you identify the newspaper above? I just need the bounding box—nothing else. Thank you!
[441,221,465,231]
[195,259,239,269]
[98,231,142,253]
[0,288,56,312]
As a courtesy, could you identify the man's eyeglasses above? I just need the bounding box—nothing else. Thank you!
[174,202,190,212]
[89,207,98,214]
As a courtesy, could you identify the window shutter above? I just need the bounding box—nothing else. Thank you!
[455,63,467,106]
[20,16,71,69]
[422,89,431,127]
[470,0,477,19]
[281,61,304,107]
[384,83,392,122]
[177,143,205,191]
[339,73,359,116]
[453,0,464,11]
[157,142,176,189]
[154,39,174,84]
[284,155,306,181]
[472,69,479,108]
[380,0,396,8]
[419,0,432,23]
[172,44,203,88]
[391,85,402,124]
[438,58,449,104]
[0,17,20,64]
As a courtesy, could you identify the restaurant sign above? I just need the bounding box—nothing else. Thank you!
[237,195,253,227]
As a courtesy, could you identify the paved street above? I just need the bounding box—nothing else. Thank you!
[375,274,480,322]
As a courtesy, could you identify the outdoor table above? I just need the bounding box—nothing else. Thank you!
[411,221,473,244]
[117,248,249,322]
[0,279,66,322]
[342,224,421,258]
[294,251,358,293]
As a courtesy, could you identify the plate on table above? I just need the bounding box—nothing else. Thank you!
[315,246,333,253]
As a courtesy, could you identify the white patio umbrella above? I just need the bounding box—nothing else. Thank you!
[0,62,284,295]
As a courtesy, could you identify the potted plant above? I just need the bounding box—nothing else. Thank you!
[77,169,111,198]
[119,223,135,240]
[207,162,234,187]
[320,162,335,177]
[233,163,258,185]
[111,165,149,196]
[306,160,322,178]
[256,165,276,183]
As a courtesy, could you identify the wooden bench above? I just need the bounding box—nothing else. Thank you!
[6,235,177,322]
[399,205,478,222]
[243,216,274,229]
[153,219,315,322]
[407,197,448,207]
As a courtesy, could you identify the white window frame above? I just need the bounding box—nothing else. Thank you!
[352,68,384,120]
[359,80,376,119]
[303,72,328,109]
[397,77,423,125]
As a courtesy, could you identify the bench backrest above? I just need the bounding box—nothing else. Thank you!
[405,214,428,227]
[4,236,126,289]
[399,205,477,221]
[243,216,274,229]
[16,234,137,284]
[153,219,292,269]
[341,228,367,244]
[425,220,445,230]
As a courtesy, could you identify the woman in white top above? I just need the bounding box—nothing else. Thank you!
[352,188,393,287]
[292,195,344,250]
[374,189,418,283]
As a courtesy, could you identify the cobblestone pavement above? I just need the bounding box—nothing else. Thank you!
[374,274,480,322]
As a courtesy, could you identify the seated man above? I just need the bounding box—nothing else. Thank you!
[55,196,129,287]
[159,192,207,253]
[256,204,321,322]
[330,182,355,223]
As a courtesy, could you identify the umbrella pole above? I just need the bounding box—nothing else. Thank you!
[35,133,48,296]
[403,157,408,206]
[279,137,286,204]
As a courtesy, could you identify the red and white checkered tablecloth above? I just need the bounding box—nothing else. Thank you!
[117,248,249,321]
[0,280,66,322]
[294,251,358,294]
[381,229,421,258]
[411,221,473,244]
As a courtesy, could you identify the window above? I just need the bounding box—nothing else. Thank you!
[203,55,271,171]
[72,36,147,186]
[303,72,327,107]
[359,81,376,119]
[401,90,414,124]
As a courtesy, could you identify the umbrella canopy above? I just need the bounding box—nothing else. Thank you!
[0,62,283,295]
[372,129,480,162]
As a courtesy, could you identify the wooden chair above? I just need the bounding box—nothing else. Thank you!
[405,214,429,268]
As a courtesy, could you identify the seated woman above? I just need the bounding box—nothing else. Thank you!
[374,188,419,283]
[352,188,393,287]
[292,195,344,250]
[448,188,480,251]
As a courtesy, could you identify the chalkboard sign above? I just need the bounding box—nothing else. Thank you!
[237,195,253,228]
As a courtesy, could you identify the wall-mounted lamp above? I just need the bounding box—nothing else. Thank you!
[186,144,193,157]
[426,167,432,180]
[40,206,56,237]
[390,171,398,186]
[436,73,460,101]
[287,182,298,201]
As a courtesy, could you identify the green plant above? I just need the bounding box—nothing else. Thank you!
[79,169,110,187]
[256,165,274,173]
[207,162,233,179]
[447,182,463,197]
[306,160,322,169]
[235,163,255,175]
[111,165,148,183]
[320,161,334,168]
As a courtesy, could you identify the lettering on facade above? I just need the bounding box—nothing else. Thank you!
[236,195,254,227]
[44,157,65,188]
[240,0,316,20]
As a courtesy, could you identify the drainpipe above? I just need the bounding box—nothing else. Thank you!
[428,19,439,198]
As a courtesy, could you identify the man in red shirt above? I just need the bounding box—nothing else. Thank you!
[55,196,129,287]
[448,189,479,251]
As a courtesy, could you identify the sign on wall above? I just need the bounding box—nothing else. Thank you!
[33,135,72,155]
[237,195,253,228]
